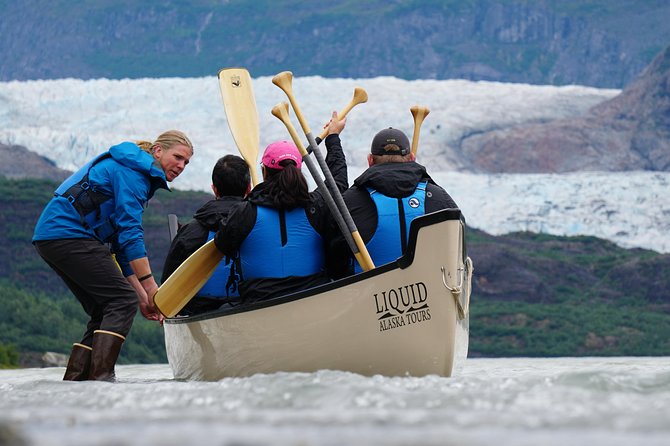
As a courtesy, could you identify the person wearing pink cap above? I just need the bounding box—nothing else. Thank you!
[214,112,347,303]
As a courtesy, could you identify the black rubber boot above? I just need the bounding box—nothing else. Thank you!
[63,343,92,381]
[89,330,125,381]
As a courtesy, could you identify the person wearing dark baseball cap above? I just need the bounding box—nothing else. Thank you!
[331,127,459,276]
[369,127,412,156]
[214,112,348,302]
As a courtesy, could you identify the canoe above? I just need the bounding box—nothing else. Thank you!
[163,208,473,380]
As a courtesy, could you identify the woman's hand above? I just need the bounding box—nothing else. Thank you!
[129,258,165,323]
[128,274,163,323]
[139,286,161,321]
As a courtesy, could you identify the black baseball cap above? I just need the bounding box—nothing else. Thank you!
[370,127,410,156]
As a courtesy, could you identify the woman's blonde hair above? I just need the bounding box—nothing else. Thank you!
[136,130,193,155]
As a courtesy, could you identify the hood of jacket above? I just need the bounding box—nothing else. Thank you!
[352,161,434,198]
[109,141,169,191]
[246,181,298,209]
[193,196,246,230]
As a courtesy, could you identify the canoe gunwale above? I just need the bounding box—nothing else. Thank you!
[164,208,463,326]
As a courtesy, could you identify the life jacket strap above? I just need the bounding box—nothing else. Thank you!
[61,174,111,229]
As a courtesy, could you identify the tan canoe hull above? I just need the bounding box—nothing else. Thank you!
[164,209,472,380]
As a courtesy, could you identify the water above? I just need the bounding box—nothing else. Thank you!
[1,357,669,446]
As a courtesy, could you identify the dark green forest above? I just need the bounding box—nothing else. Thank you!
[1,177,668,368]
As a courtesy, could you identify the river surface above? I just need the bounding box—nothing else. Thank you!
[1,357,669,446]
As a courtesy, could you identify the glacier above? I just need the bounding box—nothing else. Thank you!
[1,76,668,253]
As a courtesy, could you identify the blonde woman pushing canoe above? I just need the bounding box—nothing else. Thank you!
[33,130,193,381]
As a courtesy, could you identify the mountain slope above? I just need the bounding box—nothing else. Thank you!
[0,144,71,181]
[459,45,670,172]
[1,0,669,87]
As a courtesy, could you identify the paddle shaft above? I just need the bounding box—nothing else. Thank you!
[410,105,430,157]
[307,131,374,272]
[153,239,224,318]
[271,103,372,271]
[275,87,367,260]
[271,103,358,259]
[272,72,374,271]
[317,87,368,141]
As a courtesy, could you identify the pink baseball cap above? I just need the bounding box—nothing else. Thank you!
[261,140,302,170]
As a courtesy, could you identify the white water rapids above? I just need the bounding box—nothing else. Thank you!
[1,357,669,446]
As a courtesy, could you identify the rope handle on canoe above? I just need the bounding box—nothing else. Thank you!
[441,256,473,320]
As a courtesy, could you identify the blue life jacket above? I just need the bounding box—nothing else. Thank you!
[54,152,118,242]
[239,206,325,280]
[355,181,427,273]
[34,142,167,276]
[197,231,241,299]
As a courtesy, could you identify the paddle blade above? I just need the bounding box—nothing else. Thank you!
[153,239,224,318]
[218,68,260,186]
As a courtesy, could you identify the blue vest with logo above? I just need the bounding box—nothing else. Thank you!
[239,206,325,280]
[355,181,427,273]
[197,231,241,299]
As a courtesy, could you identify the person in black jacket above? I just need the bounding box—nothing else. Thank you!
[332,127,459,277]
[214,113,347,303]
[162,154,251,315]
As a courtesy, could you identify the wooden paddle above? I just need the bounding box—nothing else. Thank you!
[218,67,260,186]
[272,71,374,271]
[410,105,430,157]
[154,76,372,317]
[155,68,260,318]
[153,239,224,318]
[317,87,368,141]
[272,102,369,271]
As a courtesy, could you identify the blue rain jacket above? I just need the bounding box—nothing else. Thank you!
[33,142,169,276]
